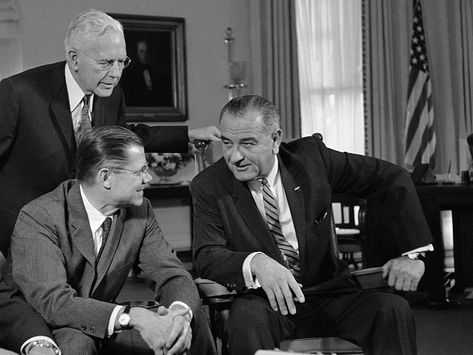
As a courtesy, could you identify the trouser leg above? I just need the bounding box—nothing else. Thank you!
[53,327,99,355]
[294,290,416,355]
[226,294,294,355]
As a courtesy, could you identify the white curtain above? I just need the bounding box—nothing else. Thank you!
[0,0,23,80]
[295,0,364,154]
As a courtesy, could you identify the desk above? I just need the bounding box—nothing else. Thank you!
[365,183,473,303]
[415,184,473,299]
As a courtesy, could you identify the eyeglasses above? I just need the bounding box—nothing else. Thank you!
[107,164,149,178]
[74,48,131,70]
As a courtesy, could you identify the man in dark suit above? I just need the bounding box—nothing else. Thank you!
[191,95,433,355]
[0,8,219,256]
[2,126,216,355]
[0,9,219,353]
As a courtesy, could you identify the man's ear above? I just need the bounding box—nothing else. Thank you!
[99,168,112,189]
[272,129,283,155]
[67,49,79,71]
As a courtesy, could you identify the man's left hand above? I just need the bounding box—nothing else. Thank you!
[157,306,192,355]
[382,256,425,291]
[189,126,220,142]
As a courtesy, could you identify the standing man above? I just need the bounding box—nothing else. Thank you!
[0,8,219,256]
[0,8,218,352]
[3,126,216,355]
[191,95,433,355]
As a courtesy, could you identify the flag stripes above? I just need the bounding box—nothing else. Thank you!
[404,0,435,170]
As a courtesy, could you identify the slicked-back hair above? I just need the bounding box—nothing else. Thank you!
[64,9,123,52]
[76,126,143,183]
[219,95,281,135]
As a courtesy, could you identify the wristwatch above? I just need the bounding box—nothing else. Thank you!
[25,340,60,355]
[407,253,426,262]
[118,305,132,329]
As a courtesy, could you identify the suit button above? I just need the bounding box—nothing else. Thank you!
[90,326,96,333]
[80,325,87,331]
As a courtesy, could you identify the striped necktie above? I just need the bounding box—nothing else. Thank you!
[96,217,112,263]
[74,94,92,146]
[260,178,301,278]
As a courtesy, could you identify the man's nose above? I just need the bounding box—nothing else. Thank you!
[108,61,122,77]
[229,146,244,163]
[143,171,153,184]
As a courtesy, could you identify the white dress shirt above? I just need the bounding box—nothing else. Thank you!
[65,63,93,130]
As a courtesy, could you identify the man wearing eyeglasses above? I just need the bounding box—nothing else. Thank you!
[0,8,219,354]
[1,126,216,355]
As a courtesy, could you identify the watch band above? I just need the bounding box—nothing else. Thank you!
[25,340,61,355]
[407,252,426,262]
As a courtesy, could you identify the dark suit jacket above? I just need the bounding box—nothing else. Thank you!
[0,61,188,254]
[0,255,53,352]
[190,135,433,293]
[3,179,200,339]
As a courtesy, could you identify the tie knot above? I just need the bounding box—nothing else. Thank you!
[83,94,91,106]
[259,177,269,186]
[102,217,112,233]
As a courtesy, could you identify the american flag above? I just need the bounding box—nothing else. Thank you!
[404,0,435,170]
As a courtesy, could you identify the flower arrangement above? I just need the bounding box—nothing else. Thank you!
[147,152,193,179]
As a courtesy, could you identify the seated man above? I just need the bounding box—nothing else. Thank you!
[190,95,433,355]
[0,252,60,355]
[2,126,216,355]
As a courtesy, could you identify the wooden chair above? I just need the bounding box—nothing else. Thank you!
[332,194,367,270]
[192,139,364,355]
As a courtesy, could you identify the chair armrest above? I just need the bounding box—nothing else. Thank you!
[194,278,236,298]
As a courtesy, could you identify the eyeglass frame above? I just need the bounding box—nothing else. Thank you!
[105,164,150,178]
[73,48,131,71]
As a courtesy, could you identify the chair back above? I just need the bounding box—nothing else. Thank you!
[193,139,214,173]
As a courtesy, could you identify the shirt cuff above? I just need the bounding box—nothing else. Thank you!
[169,301,193,321]
[402,244,434,256]
[109,305,125,336]
[243,252,263,289]
[21,336,61,355]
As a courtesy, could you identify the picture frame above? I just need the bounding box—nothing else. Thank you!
[110,14,187,122]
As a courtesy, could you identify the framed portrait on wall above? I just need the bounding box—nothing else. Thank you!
[110,14,187,122]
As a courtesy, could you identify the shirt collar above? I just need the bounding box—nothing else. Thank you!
[79,184,109,235]
[248,155,279,191]
[65,63,94,113]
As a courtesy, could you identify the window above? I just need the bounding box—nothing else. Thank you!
[296,0,364,154]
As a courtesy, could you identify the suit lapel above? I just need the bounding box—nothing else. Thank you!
[232,179,282,258]
[49,66,74,154]
[92,210,125,293]
[92,97,107,127]
[68,184,96,267]
[279,157,307,266]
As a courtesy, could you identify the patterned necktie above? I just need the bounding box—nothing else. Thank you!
[96,217,112,262]
[75,95,92,145]
[260,178,301,278]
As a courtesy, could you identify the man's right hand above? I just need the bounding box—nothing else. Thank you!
[251,253,305,315]
[129,306,173,354]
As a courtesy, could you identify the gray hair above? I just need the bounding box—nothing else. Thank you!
[219,95,281,135]
[64,9,123,52]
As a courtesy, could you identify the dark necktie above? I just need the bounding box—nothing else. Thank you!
[96,217,112,262]
[260,178,301,278]
[74,94,92,145]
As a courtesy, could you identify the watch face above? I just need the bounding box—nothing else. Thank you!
[119,313,131,327]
